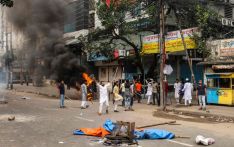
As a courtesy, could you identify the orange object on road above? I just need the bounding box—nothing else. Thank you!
[80,127,110,137]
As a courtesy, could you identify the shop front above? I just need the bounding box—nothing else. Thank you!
[206,73,234,105]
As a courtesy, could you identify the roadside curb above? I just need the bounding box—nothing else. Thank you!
[155,108,234,123]
[13,89,58,99]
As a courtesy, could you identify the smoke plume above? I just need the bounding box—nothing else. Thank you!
[7,0,86,86]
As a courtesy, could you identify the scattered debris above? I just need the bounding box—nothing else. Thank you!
[195,135,215,146]
[136,121,176,129]
[175,135,190,139]
[58,141,64,144]
[0,97,8,104]
[21,96,31,100]
[200,116,205,119]
[8,116,15,121]
[0,114,35,122]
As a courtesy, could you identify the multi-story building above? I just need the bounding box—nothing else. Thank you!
[63,0,97,76]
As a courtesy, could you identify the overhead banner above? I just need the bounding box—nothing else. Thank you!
[142,28,198,54]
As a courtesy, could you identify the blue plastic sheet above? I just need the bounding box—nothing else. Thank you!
[73,130,85,135]
[135,129,175,140]
[103,119,115,132]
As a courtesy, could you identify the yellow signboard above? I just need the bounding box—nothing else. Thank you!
[142,28,198,54]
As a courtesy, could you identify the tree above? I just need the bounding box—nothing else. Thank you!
[80,0,157,75]
[0,0,14,7]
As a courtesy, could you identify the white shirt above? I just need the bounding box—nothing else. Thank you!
[182,82,193,100]
[120,83,125,92]
[98,83,110,103]
[174,82,181,98]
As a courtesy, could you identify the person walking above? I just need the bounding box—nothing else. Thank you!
[135,80,142,103]
[174,79,181,104]
[113,81,123,112]
[182,78,193,106]
[152,80,159,106]
[97,81,110,115]
[124,80,131,111]
[58,80,65,108]
[146,79,153,105]
[120,80,126,106]
[196,80,207,110]
[129,81,135,111]
[81,80,89,109]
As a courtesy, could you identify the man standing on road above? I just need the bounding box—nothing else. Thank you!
[113,81,123,112]
[124,80,131,111]
[135,80,142,103]
[152,80,159,106]
[130,81,135,110]
[97,81,110,115]
[196,80,207,110]
[174,79,181,104]
[120,80,126,106]
[182,78,193,106]
[81,80,89,109]
[58,80,65,108]
[146,79,153,105]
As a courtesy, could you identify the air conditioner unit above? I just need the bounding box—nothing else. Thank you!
[118,50,126,57]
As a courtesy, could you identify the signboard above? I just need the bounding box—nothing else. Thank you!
[142,28,198,54]
[221,18,234,27]
[220,38,234,57]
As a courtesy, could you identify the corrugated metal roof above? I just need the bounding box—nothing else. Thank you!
[197,60,234,65]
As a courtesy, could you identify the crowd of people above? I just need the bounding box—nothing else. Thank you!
[56,76,207,114]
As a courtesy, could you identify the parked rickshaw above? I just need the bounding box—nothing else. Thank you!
[206,73,234,105]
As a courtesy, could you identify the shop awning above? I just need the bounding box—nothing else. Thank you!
[212,64,234,70]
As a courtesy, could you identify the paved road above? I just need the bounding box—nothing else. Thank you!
[0,90,234,147]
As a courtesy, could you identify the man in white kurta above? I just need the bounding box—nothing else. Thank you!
[182,78,193,106]
[81,82,88,109]
[97,82,110,115]
[146,79,153,105]
[174,79,181,104]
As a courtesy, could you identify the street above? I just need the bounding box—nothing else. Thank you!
[1,89,234,147]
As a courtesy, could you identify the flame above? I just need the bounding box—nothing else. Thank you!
[82,73,93,86]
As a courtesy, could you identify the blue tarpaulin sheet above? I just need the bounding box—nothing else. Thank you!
[134,129,175,139]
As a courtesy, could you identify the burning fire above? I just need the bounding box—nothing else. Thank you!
[82,73,93,86]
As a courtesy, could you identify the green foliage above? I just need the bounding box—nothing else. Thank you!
[0,0,14,7]
[193,4,223,57]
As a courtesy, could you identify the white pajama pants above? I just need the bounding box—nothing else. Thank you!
[81,101,87,107]
[114,99,121,111]
[184,99,191,106]
[147,95,152,104]
[99,101,109,113]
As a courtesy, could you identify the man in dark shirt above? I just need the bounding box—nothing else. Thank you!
[196,80,206,110]
[59,80,65,108]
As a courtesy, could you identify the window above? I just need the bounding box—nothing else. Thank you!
[224,5,233,19]
[207,78,219,88]
[219,78,231,88]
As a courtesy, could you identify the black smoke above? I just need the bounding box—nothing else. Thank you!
[7,0,86,86]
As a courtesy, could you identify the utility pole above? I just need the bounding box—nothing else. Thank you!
[5,18,9,89]
[10,24,13,89]
[159,0,166,110]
